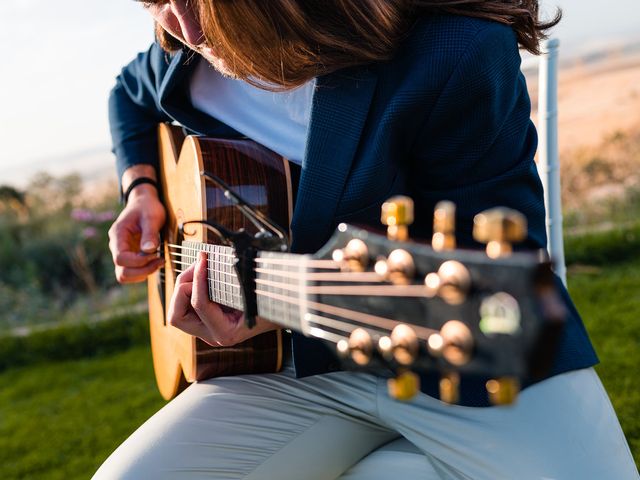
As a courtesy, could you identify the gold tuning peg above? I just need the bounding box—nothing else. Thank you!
[381,196,414,241]
[423,260,470,304]
[436,260,471,305]
[473,208,527,259]
[385,249,415,285]
[347,328,374,366]
[332,239,369,272]
[486,377,520,406]
[439,372,460,404]
[432,201,456,251]
[390,324,419,365]
[387,369,420,401]
[337,328,374,366]
[344,239,369,272]
[439,320,474,367]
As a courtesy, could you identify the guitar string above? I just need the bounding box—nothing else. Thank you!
[168,258,432,297]
[254,287,438,339]
[172,247,380,282]
[168,247,393,285]
[170,266,391,339]
[169,265,439,341]
[162,270,370,341]
[167,243,340,269]
[172,249,382,282]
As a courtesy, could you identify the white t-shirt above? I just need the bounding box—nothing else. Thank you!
[189,58,315,165]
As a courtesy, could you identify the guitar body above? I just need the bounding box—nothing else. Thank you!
[148,123,293,400]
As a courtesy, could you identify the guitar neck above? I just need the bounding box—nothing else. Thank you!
[179,241,307,332]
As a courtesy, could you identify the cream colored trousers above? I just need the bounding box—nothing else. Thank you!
[93,366,638,479]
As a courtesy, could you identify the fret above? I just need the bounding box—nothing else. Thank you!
[218,245,224,305]
[226,245,232,306]
[267,258,282,322]
[221,246,228,306]
[225,245,233,307]
[220,246,229,306]
[217,246,225,305]
[277,260,286,322]
[283,260,291,328]
[214,245,221,305]
[287,260,295,326]
[266,258,275,323]
[206,243,216,304]
[211,245,217,304]
[273,258,282,323]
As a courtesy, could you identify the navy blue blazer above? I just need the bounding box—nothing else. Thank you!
[109,14,597,406]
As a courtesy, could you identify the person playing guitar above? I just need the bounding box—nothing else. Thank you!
[97,1,637,478]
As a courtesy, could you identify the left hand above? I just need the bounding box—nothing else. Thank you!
[167,251,279,346]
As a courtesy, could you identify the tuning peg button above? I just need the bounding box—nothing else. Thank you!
[344,238,369,272]
[473,208,527,259]
[386,249,415,285]
[486,377,520,405]
[347,328,374,366]
[440,320,473,366]
[437,261,471,305]
[374,258,389,279]
[439,372,460,404]
[426,333,444,357]
[390,324,419,365]
[381,196,414,241]
[387,370,420,401]
[378,335,393,360]
[432,201,456,251]
[424,261,471,305]
[332,238,369,272]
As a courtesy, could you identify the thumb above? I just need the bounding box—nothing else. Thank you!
[139,215,161,253]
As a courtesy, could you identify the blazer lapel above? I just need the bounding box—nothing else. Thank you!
[291,67,378,253]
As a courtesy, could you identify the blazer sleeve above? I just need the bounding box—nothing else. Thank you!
[108,43,174,186]
[409,23,545,251]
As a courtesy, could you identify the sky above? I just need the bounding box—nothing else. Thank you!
[0,0,153,185]
[0,0,639,186]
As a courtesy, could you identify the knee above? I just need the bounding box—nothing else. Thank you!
[340,438,437,480]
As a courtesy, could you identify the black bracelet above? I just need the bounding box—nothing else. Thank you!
[122,177,158,204]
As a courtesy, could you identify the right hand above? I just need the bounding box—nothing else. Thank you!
[108,183,166,283]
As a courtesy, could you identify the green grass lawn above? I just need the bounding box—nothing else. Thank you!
[568,258,640,468]
[0,346,165,480]
[0,243,638,478]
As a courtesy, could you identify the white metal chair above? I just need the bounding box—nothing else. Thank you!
[537,38,567,285]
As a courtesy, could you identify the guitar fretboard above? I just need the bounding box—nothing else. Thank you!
[180,241,307,332]
[180,241,244,310]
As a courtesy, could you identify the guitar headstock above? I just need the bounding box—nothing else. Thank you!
[307,197,565,405]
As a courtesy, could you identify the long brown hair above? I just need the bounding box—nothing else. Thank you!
[156,0,560,90]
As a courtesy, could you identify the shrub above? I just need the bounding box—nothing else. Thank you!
[0,312,149,372]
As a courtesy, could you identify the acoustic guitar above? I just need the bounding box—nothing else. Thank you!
[148,123,564,405]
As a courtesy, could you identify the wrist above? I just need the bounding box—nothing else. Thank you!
[121,165,159,204]
[126,183,159,204]
[123,177,158,204]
